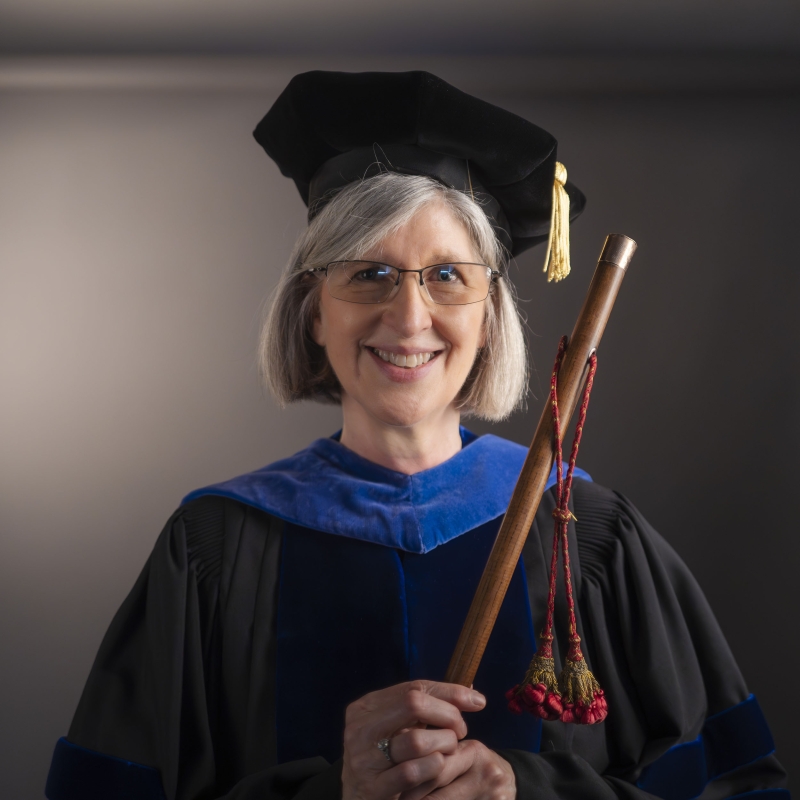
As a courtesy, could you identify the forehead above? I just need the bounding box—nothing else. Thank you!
[365,202,479,266]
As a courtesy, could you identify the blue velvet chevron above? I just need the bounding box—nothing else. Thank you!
[183,429,591,554]
[637,694,781,800]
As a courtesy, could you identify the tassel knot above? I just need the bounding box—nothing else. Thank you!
[551,507,575,523]
[543,161,571,283]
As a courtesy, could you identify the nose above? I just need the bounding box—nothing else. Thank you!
[381,271,433,338]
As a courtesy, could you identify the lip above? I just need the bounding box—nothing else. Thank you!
[365,346,441,383]
[365,345,442,356]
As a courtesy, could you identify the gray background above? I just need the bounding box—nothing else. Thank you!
[1,3,799,796]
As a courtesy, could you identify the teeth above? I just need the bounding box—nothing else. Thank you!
[373,349,434,368]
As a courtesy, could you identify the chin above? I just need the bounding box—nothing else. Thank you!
[370,403,433,429]
[360,391,447,429]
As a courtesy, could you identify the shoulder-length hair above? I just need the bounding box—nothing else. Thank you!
[259,172,528,421]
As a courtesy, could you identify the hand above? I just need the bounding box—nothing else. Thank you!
[342,680,487,800]
[399,740,516,800]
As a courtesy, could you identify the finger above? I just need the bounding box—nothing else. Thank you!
[389,728,459,763]
[363,688,471,741]
[423,683,487,713]
[347,681,486,725]
[346,728,455,777]
[426,768,514,800]
[398,741,479,800]
[428,747,515,800]
[373,751,449,796]
[426,772,481,800]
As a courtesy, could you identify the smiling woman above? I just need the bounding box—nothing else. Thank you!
[45,70,789,800]
[262,172,526,472]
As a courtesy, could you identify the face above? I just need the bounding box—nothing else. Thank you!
[311,202,488,430]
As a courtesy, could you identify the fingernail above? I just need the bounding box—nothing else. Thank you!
[471,691,486,707]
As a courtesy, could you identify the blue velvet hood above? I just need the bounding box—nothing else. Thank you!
[183,429,590,554]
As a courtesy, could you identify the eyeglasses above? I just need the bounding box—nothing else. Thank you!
[307,261,501,306]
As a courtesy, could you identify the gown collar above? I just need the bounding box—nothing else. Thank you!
[183,428,591,554]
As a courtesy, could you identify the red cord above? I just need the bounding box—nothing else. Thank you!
[507,335,607,725]
[554,342,598,660]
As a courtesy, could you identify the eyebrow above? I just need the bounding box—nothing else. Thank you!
[362,251,475,265]
[426,252,469,264]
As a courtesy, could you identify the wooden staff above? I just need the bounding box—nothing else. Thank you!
[445,233,638,687]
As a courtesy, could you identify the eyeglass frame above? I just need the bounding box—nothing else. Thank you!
[305,261,503,306]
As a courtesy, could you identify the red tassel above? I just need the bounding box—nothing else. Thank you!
[507,681,564,720]
[506,337,608,726]
[505,686,524,715]
[506,633,564,720]
[561,690,608,725]
[526,684,563,721]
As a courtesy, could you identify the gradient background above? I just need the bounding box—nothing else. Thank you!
[1,3,800,797]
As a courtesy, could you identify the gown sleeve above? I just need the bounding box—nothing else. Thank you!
[503,478,789,800]
[46,496,343,800]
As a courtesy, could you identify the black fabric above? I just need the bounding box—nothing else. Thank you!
[55,482,788,800]
[253,70,586,256]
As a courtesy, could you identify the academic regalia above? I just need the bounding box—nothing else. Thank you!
[46,431,788,800]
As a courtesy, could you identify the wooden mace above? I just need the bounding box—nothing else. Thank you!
[445,233,638,688]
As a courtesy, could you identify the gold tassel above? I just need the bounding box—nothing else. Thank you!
[506,636,564,720]
[558,655,608,724]
[542,162,571,283]
[521,653,560,696]
[559,657,600,706]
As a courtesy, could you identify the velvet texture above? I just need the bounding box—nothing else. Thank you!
[183,430,589,555]
[46,737,167,800]
[637,695,776,800]
[276,518,540,765]
[252,70,586,256]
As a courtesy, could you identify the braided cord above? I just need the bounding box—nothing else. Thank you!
[554,347,598,657]
[539,337,568,657]
[542,336,597,661]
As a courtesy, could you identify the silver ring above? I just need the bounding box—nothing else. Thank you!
[377,737,393,763]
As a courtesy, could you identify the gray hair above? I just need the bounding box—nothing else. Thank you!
[259,172,528,421]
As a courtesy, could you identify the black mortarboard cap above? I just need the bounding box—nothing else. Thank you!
[254,70,585,269]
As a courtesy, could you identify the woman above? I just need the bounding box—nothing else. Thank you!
[46,71,788,800]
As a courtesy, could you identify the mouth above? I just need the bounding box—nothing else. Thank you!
[368,347,440,369]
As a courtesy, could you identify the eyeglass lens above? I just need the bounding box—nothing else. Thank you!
[326,261,492,305]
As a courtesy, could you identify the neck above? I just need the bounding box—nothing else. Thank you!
[338,398,463,475]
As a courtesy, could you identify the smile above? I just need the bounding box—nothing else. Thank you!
[369,348,437,369]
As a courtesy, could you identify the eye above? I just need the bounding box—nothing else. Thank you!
[351,264,393,282]
[428,264,464,283]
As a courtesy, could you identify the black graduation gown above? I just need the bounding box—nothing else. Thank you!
[46,477,788,800]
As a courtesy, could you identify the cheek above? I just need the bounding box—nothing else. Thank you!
[317,298,376,365]
[443,308,486,357]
